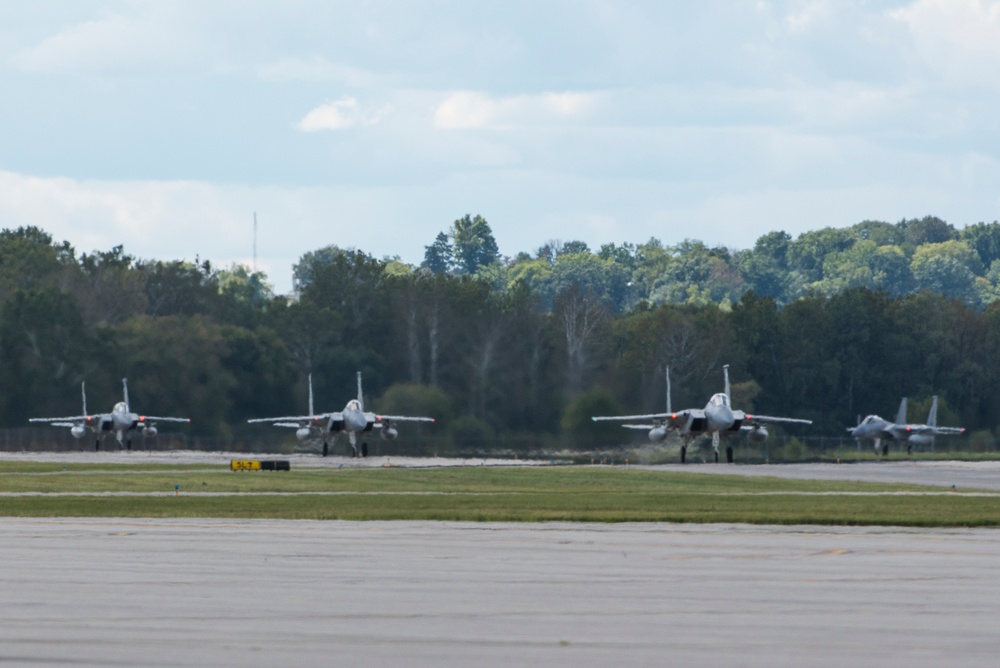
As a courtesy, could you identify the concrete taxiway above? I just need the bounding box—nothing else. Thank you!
[2,450,999,490]
[2,519,999,667]
[651,460,1000,491]
[0,450,549,468]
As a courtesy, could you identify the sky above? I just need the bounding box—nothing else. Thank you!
[1,1,999,294]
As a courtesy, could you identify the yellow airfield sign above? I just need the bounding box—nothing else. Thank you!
[230,460,290,471]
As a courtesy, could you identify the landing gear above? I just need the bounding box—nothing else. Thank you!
[322,442,329,457]
[680,446,687,464]
[350,447,356,458]
[882,443,889,457]
[714,451,719,463]
[361,442,368,458]
[126,439,132,451]
[95,440,100,451]
[726,446,734,464]
[906,444,913,455]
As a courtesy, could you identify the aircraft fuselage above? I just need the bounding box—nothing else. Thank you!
[704,397,736,433]
[678,393,744,437]
[111,402,140,432]
[320,400,372,435]
[850,416,906,442]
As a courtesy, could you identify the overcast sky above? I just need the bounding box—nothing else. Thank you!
[1,1,998,293]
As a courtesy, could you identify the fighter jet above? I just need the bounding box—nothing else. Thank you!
[248,371,435,457]
[29,378,191,450]
[849,396,965,456]
[592,365,812,463]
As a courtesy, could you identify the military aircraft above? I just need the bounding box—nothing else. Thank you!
[29,378,191,450]
[248,372,435,457]
[592,365,812,463]
[849,396,965,455]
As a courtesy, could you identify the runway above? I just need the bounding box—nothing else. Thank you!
[3,450,1000,490]
[650,459,1000,491]
[2,518,999,667]
[0,450,549,468]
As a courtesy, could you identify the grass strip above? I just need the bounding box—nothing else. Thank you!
[0,463,997,525]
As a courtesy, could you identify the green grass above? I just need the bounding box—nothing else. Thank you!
[0,463,998,526]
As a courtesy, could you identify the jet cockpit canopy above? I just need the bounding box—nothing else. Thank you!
[708,393,730,408]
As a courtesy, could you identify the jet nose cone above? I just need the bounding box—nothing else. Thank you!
[707,405,734,429]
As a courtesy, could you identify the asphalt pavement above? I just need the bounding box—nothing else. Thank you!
[1,518,999,667]
[647,459,1000,490]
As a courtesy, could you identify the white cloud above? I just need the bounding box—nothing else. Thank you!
[7,10,194,75]
[433,91,598,130]
[259,56,378,86]
[784,1,834,33]
[889,0,1000,87]
[296,97,392,131]
[0,170,243,254]
[0,171,443,294]
[2,1,999,277]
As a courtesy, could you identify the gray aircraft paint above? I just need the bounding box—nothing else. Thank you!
[29,378,191,450]
[247,371,434,457]
[594,365,811,463]
[848,395,964,455]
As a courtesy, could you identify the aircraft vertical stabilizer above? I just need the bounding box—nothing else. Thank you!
[81,381,87,416]
[895,397,907,425]
[122,378,130,408]
[356,371,364,411]
[308,373,314,418]
[590,363,810,465]
[927,396,938,427]
[665,366,672,414]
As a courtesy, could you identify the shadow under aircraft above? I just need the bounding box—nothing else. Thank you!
[248,371,435,457]
[30,378,191,450]
[849,396,965,455]
[593,365,811,463]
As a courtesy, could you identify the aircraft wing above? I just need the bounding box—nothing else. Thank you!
[140,416,191,424]
[933,426,965,435]
[29,415,101,426]
[247,413,339,425]
[744,414,812,426]
[621,424,655,430]
[592,411,691,429]
[592,412,671,422]
[375,414,435,423]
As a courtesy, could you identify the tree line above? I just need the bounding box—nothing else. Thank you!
[3,214,999,452]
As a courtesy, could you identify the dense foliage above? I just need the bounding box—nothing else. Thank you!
[3,213,999,450]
